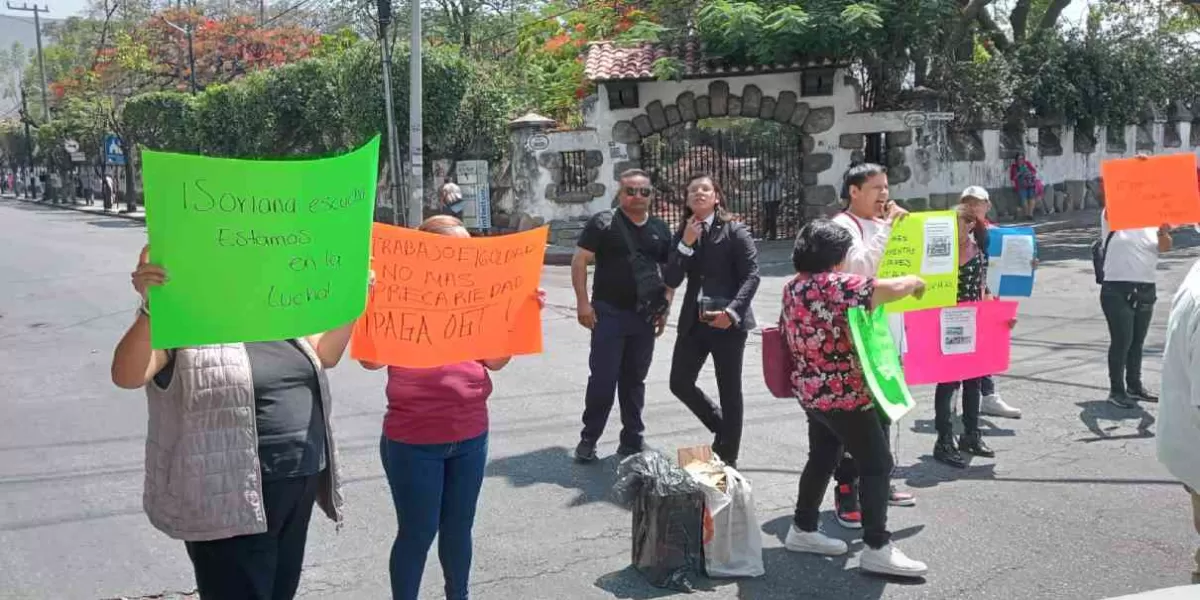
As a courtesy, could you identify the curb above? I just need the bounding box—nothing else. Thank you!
[3,194,146,222]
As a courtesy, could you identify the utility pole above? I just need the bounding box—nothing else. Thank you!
[19,86,34,199]
[258,0,264,25]
[376,0,404,225]
[6,3,51,122]
[160,16,197,94]
[407,0,423,228]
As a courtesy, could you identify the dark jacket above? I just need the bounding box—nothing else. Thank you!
[663,217,761,333]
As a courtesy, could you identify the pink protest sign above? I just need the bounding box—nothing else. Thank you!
[902,301,1019,385]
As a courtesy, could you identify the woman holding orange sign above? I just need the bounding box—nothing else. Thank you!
[360,215,546,600]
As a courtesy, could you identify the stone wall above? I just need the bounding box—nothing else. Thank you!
[851,116,1200,219]
[505,70,1200,242]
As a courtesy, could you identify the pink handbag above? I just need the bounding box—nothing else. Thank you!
[761,319,795,399]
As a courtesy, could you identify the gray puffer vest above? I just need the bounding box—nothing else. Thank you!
[142,340,344,542]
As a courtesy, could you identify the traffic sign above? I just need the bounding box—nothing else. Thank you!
[69,151,86,163]
[103,134,126,165]
[63,139,79,153]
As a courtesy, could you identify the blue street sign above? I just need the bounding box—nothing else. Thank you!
[103,134,126,165]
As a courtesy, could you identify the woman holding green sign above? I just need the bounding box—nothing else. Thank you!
[111,245,357,600]
[781,218,929,578]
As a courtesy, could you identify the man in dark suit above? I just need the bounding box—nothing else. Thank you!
[664,173,761,467]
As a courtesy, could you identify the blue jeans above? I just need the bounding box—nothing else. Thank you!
[380,432,488,600]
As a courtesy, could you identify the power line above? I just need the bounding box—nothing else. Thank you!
[262,0,323,26]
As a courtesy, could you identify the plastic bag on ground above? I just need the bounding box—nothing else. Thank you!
[686,463,766,578]
[612,450,705,591]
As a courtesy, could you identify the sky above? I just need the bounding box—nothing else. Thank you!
[0,0,1096,21]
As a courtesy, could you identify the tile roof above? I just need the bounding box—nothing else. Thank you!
[583,40,843,82]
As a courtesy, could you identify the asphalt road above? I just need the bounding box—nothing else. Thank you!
[1,197,1197,600]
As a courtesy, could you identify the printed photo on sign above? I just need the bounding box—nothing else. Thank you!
[921,217,955,275]
[940,306,977,355]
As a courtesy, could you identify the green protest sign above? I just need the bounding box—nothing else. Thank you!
[143,136,379,349]
[847,306,916,422]
[876,210,958,313]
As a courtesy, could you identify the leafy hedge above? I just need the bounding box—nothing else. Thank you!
[118,41,518,164]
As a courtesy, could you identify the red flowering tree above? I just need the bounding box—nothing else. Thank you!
[138,10,320,92]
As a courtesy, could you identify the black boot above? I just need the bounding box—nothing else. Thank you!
[958,432,995,458]
[933,435,967,468]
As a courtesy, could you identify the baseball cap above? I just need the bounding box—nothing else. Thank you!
[960,186,989,202]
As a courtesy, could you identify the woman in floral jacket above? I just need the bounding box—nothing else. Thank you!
[780,218,928,579]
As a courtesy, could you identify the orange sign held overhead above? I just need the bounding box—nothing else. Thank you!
[1101,153,1200,230]
[351,223,548,368]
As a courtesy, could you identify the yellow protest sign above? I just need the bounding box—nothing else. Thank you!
[876,210,958,313]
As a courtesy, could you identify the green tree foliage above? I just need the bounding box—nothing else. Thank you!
[119,41,518,163]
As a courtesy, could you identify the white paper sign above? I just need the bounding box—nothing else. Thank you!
[940,307,977,355]
[986,258,1002,296]
[921,216,956,275]
[998,235,1035,276]
[888,312,907,355]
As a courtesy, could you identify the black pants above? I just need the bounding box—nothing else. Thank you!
[795,409,894,549]
[934,378,982,439]
[1100,281,1157,395]
[668,325,748,464]
[980,375,995,397]
[580,301,656,448]
[762,202,780,240]
[833,418,891,486]
[185,474,321,600]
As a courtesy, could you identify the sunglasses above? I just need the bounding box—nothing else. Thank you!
[624,187,653,198]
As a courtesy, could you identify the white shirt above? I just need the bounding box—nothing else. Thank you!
[831,211,891,277]
[1158,260,1200,490]
[675,212,716,257]
[1101,211,1159,284]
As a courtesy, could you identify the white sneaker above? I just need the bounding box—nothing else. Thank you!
[981,394,1022,419]
[785,525,848,556]
[860,543,928,578]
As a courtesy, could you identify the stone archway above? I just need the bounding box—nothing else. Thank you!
[608,79,839,237]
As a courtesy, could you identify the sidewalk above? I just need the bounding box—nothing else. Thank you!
[0,192,146,221]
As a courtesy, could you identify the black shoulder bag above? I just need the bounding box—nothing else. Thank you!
[1091,231,1117,285]
[611,210,670,323]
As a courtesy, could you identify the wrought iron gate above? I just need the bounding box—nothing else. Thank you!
[639,126,806,240]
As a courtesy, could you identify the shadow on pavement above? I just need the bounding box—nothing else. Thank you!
[1076,400,1156,441]
[485,445,627,508]
[1036,225,1200,265]
[85,219,144,229]
[592,515,925,600]
[902,456,997,490]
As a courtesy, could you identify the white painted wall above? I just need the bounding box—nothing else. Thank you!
[517,69,1200,225]
[522,128,600,222]
[880,122,1199,202]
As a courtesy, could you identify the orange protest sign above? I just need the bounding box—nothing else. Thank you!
[1101,153,1200,230]
[350,223,548,368]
